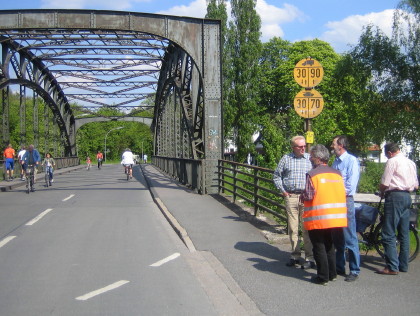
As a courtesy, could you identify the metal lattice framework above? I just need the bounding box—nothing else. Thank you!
[0,10,222,192]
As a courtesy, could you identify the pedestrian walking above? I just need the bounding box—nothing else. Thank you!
[3,143,16,181]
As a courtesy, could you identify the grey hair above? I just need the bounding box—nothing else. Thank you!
[310,144,330,163]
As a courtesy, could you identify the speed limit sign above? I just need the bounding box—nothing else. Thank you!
[293,58,324,88]
[293,89,324,119]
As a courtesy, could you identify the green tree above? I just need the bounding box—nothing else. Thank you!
[227,0,262,162]
[343,0,420,160]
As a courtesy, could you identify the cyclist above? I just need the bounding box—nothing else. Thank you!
[86,156,91,170]
[96,151,103,169]
[42,153,56,185]
[3,143,16,181]
[21,144,41,191]
[121,148,134,179]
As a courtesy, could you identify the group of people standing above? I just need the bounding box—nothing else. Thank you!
[274,135,418,285]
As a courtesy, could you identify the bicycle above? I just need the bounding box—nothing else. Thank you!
[44,166,52,187]
[25,164,36,193]
[124,164,132,181]
[357,195,419,262]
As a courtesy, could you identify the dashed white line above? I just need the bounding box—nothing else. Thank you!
[150,252,180,267]
[62,194,75,201]
[75,280,130,301]
[0,236,16,248]
[26,209,53,226]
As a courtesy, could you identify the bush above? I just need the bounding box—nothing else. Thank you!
[358,161,385,193]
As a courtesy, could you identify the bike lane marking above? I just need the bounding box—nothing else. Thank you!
[150,252,180,267]
[75,280,130,301]
[25,209,53,226]
[0,236,16,248]
[62,194,75,202]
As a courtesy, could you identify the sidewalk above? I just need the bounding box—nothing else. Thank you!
[141,163,420,316]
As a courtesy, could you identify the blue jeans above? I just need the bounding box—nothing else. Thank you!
[45,166,54,180]
[382,191,411,272]
[333,196,360,275]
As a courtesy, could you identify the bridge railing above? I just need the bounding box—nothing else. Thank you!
[152,156,204,193]
[217,159,287,222]
[1,157,80,180]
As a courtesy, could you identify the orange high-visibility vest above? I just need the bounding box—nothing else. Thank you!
[303,166,347,230]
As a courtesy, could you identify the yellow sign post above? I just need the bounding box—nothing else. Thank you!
[293,89,324,119]
[306,131,314,144]
[293,58,324,88]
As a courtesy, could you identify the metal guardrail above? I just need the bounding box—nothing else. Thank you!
[1,157,80,180]
[152,156,204,193]
[217,159,287,222]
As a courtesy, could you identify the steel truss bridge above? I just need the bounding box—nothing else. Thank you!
[0,9,222,193]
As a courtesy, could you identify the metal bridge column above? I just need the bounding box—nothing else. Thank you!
[33,91,39,149]
[44,102,49,154]
[1,86,10,145]
[19,85,26,147]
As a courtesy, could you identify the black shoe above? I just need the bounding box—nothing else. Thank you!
[345,273,359,282]
[329,275,338,281]
[301,261,316,270]
[286,259,299,267]
[311,276,328,286]
[337,271,347,277]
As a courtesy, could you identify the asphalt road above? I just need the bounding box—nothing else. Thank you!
[0,165,248,315]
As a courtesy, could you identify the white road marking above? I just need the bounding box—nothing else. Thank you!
[0,236,16,248]
[150,252,181,267]
[75,280,130,301]
[62,194,75,201]
[25,209,53,226]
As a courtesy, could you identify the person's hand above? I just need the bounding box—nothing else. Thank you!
[282,192,290,197]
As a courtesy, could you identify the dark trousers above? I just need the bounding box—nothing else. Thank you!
[309,228,337,281]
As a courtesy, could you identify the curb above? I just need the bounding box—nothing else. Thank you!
[140,164,197,252]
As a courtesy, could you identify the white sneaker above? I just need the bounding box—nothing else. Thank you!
[51,179,54,183]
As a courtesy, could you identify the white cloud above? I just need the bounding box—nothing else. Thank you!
[157,0,208,17]
[321,9,395,53]
[41,0,151,11]
[257,2,306,41]
[159,0,305,41]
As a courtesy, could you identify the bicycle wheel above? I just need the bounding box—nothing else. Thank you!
[45,172,49,187]
[26,176,30,194]
[127,169,130,181]
[373,221,419,262]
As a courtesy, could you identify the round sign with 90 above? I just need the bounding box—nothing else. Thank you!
[293,89,324,119]
[293,58,324,88]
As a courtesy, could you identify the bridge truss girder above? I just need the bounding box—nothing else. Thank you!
[0,10,222,192]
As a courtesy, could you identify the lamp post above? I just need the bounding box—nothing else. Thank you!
[104,126,123,162]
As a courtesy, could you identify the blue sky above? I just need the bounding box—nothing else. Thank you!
[1,0,401,53]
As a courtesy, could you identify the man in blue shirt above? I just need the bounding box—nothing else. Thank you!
[331,135,361,282]
[274,135,315,269]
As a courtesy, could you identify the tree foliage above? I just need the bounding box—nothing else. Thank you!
[226,0,262,162]
[343,0,420,160]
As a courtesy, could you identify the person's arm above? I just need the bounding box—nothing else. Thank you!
[301,174,315,201]
[273,156,287,196]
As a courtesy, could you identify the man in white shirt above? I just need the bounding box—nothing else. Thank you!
[17,145,27,180]
[121,148,134,179]
[377,142,419,275]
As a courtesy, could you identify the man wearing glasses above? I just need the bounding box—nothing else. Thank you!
[274,135,315,269]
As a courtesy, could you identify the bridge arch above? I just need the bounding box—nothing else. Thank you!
[0,9,222,192]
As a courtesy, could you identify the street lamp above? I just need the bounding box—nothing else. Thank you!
[104,126,124,162]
